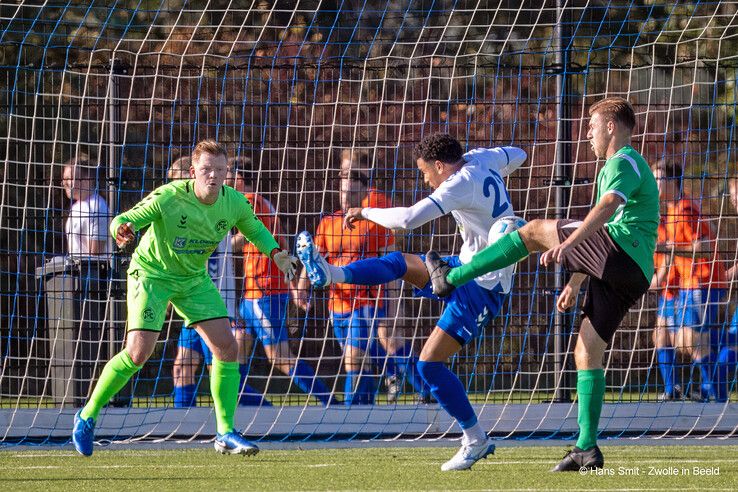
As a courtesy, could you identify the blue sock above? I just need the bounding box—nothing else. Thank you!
[342,251,407,285]
[290,361,334,406]
[696,354,716,399]
[404,354,431,398]
[417,360,477,429]
[344,370,376,405]
[238,364,272,406]
[716,347,737,402]
[173,384,197,408]
[657,347,676,395]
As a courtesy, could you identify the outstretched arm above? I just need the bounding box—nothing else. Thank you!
[343,197,443,230]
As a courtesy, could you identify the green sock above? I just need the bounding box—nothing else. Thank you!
[447,230,529,287]
[575,368,606,451]
[211,358,240,435]
[80,351,142,421]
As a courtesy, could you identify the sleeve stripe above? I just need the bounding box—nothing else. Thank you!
[613,153,641,179]
[603,189,627,204]
[428,196,445,214]
[501,147,510,165]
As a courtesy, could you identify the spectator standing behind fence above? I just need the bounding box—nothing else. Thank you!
[657,162,727,402]
[339,149,428,403]
[650,163,683,401]
[297,168,430,405]
[230,156,337,406]
[716,177,738,401]
[61,156,113,404]
[62,157,112,258]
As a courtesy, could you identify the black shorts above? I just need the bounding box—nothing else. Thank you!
[557,219,650,343]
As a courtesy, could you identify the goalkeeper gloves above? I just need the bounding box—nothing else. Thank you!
[272,250,298,281]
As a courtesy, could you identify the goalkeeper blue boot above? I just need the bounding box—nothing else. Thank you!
[72,410,95,457]
[214,431,260,456]
[296,231,332,287]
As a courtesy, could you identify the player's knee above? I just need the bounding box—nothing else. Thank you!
[415,360,441,386]
[518,219,546,251]
[574,343,602,370]
[343,345,365,371]
[125,345,152,366]
[213,338,238,362]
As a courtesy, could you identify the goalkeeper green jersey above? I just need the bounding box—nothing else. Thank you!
[596,145,659,279]
[110,180,279,280]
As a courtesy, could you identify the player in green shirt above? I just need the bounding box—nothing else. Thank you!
[426,97,658,471]
[72,140,297,457]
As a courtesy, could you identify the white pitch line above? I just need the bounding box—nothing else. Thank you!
[4,463,340,470]
[10,453,77,458]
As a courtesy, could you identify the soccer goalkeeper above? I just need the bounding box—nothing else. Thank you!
[72,139,297,457]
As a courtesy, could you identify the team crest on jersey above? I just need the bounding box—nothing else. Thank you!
[215,219,228,232]
[173,236,187,248]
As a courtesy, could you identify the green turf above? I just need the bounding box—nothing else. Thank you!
[0,445,736,491]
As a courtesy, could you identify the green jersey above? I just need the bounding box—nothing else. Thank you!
[596,145,659,279]
[110,180,279,280]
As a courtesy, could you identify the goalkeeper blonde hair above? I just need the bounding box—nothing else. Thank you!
[191,139,227,164]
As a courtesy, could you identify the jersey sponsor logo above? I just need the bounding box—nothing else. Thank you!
[178,215,187,228]
[215,219,228,232]
[174,236,187,248]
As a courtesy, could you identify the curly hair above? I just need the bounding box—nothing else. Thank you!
[413,133,463,164]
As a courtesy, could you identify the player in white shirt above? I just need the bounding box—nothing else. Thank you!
[297,133,526,471]
[62,159,112,257]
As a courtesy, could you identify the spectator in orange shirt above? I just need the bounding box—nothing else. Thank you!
[297,168,428,405]
[230,156,336,406]
[657,162,727,401]
[339,150,426,402]
[651,164,682,400]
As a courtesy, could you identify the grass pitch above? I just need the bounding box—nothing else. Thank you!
[0,444,736,490]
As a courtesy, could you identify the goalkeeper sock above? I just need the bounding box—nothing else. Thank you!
[657,347,676,395]
[447,230,529,287]
[575,368,605,451]
[211,358,240,435]
[80,350,142,420]
[417,360,479,433]
[290,361,333,406]
[342,251,407,285]
[173,384,198,408]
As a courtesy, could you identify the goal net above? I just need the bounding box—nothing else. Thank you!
[1,1,737,444]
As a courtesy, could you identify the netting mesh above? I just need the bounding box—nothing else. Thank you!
[1,1,737,443]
